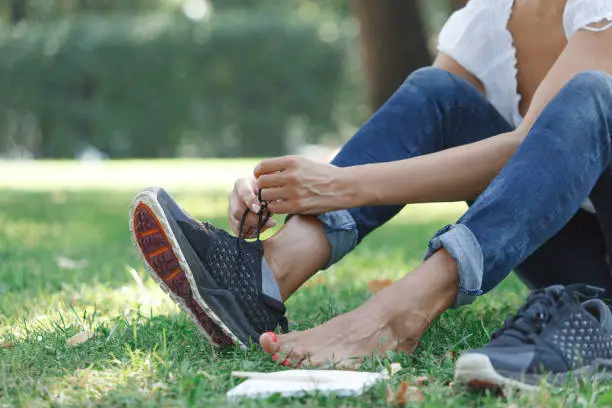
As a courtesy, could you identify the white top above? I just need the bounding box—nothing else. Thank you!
[437,0,612,213]
[438,0,612,128]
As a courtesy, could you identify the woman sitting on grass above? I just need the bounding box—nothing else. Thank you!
[131,0,612,391]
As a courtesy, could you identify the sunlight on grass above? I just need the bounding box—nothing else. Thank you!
[0,160,608,407]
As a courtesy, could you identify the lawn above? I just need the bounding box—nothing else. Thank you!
[0,160,609,407]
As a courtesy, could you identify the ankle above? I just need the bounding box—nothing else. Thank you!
[384,250,459,342]
[262,215,331,301]
[262,239,291,301]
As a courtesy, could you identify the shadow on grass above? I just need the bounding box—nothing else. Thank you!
[0,188,538,406]
[0,288,524,407]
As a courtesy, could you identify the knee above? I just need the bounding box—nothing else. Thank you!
[400,67,466,103]
[530,70,612,156]
[561,70,612,109]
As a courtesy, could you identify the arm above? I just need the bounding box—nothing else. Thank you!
[255,27,612,214]
[350,26,612,207]
[255,53,523,213]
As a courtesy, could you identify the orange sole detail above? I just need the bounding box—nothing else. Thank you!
[133,202,234,348]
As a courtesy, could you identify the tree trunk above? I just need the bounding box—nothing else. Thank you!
[352,0,431,110]
[451,0,467,10]
[10,0,26,24]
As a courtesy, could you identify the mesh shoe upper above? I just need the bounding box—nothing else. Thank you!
[177,217,287,336]
[467,284,612,375]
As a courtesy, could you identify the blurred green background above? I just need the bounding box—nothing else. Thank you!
[0,0,461,160]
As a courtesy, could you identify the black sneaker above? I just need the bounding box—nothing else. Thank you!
[130,187,288,349]
[454,284,612,391]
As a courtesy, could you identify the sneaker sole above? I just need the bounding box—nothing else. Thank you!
[455,353,612,392]
[454,353,538,392]
[129,189,243,349]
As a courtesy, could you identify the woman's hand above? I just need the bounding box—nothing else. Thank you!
[254,155,356,214]
[228,177,276,237]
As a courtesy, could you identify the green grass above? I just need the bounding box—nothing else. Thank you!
[0,160,611,407]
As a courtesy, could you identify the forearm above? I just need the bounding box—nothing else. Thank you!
[342,130,522,207]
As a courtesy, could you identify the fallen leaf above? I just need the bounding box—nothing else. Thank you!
[386,381,409,406]
[395,382,409,405]
[0,342,13,349]
[66,331,95,347]
[414,375,429,386]
[57,256,89,270]
[386,384,395,405]
[304,276,326,288]
[367,279,393,294]
[388,362,402,377]
[405,385,425,402]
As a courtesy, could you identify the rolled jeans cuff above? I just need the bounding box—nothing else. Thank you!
[317,210,359,269]
[423,224,484,308]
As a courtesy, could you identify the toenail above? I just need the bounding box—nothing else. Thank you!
[272,354,279,362]
[280,359,290,367]
[266,331,278,342]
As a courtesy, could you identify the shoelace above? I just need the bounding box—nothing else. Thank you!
[236,191,289,333]
[238,189,271,243]
[492,284,604,344]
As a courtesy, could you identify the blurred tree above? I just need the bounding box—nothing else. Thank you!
[451,0,467,10]
[352,0,431,110]
[11,0,26,23]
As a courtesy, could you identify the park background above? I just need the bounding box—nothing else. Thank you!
[0,1,609,407]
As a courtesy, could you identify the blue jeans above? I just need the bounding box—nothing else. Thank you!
[318,67,612,307]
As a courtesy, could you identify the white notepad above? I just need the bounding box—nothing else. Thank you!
[226,369,388,400]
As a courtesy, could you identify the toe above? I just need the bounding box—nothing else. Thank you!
[259,331,281,354]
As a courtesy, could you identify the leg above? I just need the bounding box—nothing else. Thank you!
[265,67,512,300]
[130,68,510,350]
[515,210,612,299]
[261,71,612,366]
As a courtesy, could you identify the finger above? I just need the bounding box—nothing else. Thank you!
[235,211,263,234]
[236,181,261,214]
[254,156,297,177]
[259,187,289,202]
[228,195,243,235]
[256,173,289,190]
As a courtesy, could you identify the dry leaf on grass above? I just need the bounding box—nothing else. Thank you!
[405,385,425,403]
[66,331,95,347]
[0,342,13,349]
[57,256,89,270]
[386,381,425,406]
[414,376,429,386]
[304,276,327,289]
[367,279,393,294]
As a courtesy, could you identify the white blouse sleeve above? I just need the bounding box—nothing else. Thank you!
[563,0,612,38]
[437,0,497,77]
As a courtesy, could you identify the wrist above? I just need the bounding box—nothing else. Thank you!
[335,166,365,209]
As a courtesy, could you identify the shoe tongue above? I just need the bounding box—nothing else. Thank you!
[582,299,612,330]
[544,285,565,296]
[490,287,564,347]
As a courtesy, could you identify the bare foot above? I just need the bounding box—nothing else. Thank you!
[260,303,426,368]
[260,250,459,368]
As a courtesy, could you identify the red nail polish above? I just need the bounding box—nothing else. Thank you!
[269,332,278,343]
[281,359,290,367]
[272,354,279,362]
